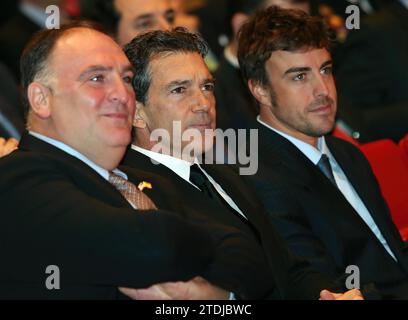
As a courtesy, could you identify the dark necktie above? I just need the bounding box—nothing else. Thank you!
[189,164,237,214]
[108,172,157,210]
[317,154,337,187]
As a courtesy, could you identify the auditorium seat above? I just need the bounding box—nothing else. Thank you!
[333,129,408,241]
[359,140,408,241]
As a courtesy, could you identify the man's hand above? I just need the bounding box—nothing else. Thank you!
[119,276,230,300]
[0,137,19,157]
[320,289,364,300]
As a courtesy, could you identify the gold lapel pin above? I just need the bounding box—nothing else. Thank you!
[138,181,153,192]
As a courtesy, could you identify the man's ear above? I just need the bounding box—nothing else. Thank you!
[248,79,272,107]
[133,101,147,129]
[27,82,52,119]
[231,13,249,38]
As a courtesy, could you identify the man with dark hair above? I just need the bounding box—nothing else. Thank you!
[0,21,256,299]
[79,0,176,46]
[238,6,408,299]
[120,27,363,300]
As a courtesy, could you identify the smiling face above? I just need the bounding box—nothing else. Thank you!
[252,47,337,145]
[137,52,216,158]
[37,28,136,165]
[115,0,176,46]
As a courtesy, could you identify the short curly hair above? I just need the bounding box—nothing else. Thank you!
[238,6,333,87]
[123,27,209,105]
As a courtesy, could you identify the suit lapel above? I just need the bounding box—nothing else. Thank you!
[326,137,408,262]
[19,133,133,210]
[256,124,396,243]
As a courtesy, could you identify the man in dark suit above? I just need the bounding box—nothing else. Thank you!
[0,21,265,300]
[121,27,363,300]
[0,62,24,139]
[237,6,408,299]
[334,0,408,141]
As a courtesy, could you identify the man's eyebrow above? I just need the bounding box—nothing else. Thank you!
[200,77,215,85]
[166,79,192,88]
[320,60,333,69]
[284,66,311,76]
[78,65,112,79]
[121,65,134,75]
[78,65,133,80]
[133,13,154,23]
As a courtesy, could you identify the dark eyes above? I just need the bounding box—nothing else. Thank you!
[292,67,333,81]
[165,10,176,25]
[123,75,133,84]
[135,10,175,30]
[90,75,104,82]
[321,66,333,75]
[89,74,133,85]
[171,87,186,94]
[135,19,154,30]
[293,73,306,81]
[203,83,215,92]
[170,83,214,95]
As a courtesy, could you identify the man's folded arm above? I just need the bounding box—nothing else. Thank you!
[0,167,216,288]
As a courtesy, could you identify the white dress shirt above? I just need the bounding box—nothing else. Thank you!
[223,46,240,69]
[257,117,397,261]
[131,145,247,220]
[401,0,408,9]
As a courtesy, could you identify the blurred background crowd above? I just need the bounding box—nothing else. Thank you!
[0,0,407,144]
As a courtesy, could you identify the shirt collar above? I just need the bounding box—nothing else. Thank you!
[257,116,330,165]
[400,0,408,9]
[29,131,127,181]
[223,46,240,69]
[131,144,196,181]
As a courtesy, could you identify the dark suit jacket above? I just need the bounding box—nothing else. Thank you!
[214,56,258,132]
[0,133,248,299]
[240,122,408,299]
[334,1,408,141]
[0,10,41,81]
[0,62,24,139]
[122,148,338,299]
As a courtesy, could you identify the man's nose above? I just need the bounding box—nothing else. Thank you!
[158,16,172,31]
[313,74,330,97]
[109,77,132,105]
[191,89,210,112]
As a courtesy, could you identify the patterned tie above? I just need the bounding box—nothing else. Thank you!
[108,172,157,210]
[317,154,337,187]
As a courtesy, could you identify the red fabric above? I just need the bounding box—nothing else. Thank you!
[63,0,81,18]
[359,140,408,241]
[332,129,408,241]
[398,134,408,165]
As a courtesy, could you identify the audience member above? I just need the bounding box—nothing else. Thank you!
[237,6,408,299]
